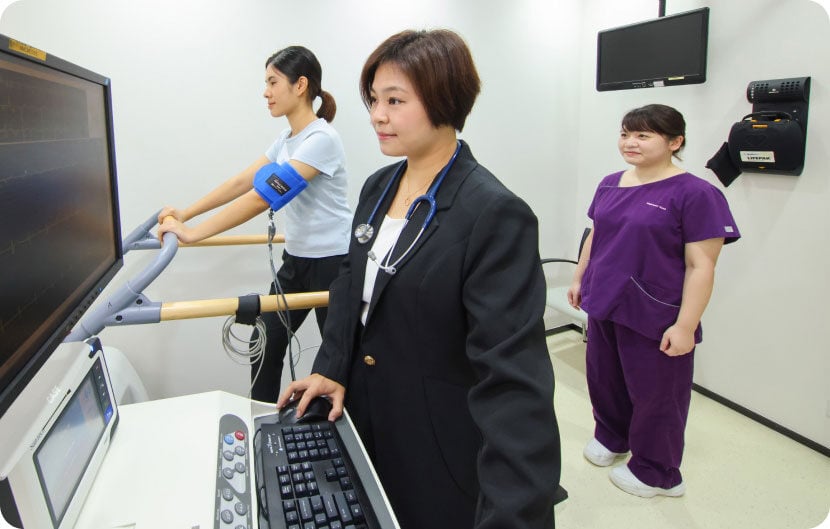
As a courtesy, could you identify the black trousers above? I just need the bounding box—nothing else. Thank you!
[250,251,345,402]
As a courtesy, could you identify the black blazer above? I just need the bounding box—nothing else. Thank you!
[313,142,560,529]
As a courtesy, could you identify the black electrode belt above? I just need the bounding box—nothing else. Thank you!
[235,294,261,325]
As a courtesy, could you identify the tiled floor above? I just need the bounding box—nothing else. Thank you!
[548,331,830,529]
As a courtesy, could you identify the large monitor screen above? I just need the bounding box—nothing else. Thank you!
[596,7,709,91]
[0,35,123,417]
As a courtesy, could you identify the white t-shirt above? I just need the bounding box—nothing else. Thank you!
[265,118,351,257]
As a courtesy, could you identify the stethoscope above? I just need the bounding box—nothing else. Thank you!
[354,140,462,275]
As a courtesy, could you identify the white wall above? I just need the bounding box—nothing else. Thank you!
[1,0,827,448]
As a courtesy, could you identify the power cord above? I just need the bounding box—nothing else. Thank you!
[266,209,299,382]
[221,315,267,398]
[219,210,308,397]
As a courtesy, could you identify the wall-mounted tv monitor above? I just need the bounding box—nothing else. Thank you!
[0,34,123,418]
[596,7,709,92]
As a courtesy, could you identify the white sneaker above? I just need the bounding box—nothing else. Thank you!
[583,438,628,467]
[609,464,686,498]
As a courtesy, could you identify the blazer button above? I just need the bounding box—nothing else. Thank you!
[363,355,376,366]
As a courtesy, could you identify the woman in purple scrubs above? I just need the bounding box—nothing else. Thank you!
[568,104,740,498]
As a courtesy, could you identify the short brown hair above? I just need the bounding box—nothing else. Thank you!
[360,29,481,131]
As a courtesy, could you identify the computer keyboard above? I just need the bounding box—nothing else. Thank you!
[254,416,396,529]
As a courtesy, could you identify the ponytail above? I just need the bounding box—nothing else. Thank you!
[317,90,337,122]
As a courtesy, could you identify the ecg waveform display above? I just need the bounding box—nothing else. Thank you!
[1,67,90,143]
[0,55,118,395]
[0,139,114,365]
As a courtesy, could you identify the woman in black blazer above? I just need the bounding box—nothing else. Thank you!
[278,29,561,529]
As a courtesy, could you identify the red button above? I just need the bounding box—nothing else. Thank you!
[235,430,245,441]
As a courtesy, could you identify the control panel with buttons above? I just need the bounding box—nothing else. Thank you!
[214,413,253,528]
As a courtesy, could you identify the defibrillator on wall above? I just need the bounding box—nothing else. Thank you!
[728,110,805,174]
[707,77,810,186]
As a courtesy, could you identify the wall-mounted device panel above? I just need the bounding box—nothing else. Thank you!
[746,76,810,135]
[729,77,810,176]
[707,76,810,184]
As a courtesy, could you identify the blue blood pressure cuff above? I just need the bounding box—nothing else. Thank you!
[253,162,308,211]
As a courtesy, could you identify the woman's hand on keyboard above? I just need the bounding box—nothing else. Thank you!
[278,374,345,422]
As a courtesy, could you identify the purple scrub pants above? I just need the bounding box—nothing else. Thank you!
[586,316,694,489]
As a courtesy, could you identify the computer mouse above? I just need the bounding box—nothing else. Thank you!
[278,396,333,424]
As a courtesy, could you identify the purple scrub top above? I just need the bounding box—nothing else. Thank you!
[580,171,740,342]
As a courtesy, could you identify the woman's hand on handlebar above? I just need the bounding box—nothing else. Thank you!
[157,206,187,224]
[157,216,197,243]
